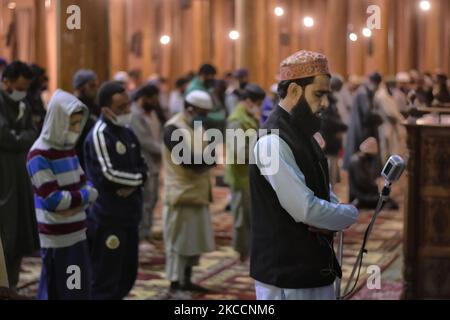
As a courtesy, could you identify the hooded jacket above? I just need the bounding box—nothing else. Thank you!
[27,90,98,248]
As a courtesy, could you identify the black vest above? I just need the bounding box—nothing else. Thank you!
[249,105,341,289]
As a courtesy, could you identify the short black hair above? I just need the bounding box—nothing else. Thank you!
[175,77,189,88]
[198,64,217,76]
[2,61,33,82]
[132,84,160,101]
[243,83,266,102]
[277,76,316,99]
[369,72,383,85]
[98,81,126,107]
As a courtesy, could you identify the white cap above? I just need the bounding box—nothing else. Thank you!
[114,71,129,83]
[185,90,213,110]
[396,72,411,83]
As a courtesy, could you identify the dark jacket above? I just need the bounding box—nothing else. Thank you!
[84,116,148,227]
[0,91,40,271]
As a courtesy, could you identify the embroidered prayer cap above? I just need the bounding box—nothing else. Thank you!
[279,50,330,81]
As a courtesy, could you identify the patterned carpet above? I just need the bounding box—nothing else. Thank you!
[16,167,404,300]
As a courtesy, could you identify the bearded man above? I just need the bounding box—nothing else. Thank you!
[249,50,359,300]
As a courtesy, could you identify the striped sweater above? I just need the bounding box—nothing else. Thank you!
[27,148,94,248]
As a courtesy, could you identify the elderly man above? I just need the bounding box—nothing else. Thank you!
[249,51,359,300]
[162,90,216,293]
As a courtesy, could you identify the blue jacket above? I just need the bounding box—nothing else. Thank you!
[84,116,148,226]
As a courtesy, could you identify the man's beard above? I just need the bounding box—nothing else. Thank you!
[289,94,322,137]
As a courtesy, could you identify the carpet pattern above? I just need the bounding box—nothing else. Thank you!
[16,168,404,300]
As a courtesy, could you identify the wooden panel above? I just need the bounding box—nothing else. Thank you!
[404,123,450,299]
[109,0,128,76]
[325,0,348,76]
[58,0,110,91]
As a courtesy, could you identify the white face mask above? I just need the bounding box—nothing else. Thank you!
[9,90,27,102]
[65,131,79,145]
[249,104,260,117]
[113,113,132,127]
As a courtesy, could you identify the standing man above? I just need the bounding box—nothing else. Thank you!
[250,51,359,300]
[169,77,189,116]
[344,72,383,169]
[185,64,217,95]
[84,81,148,299]
[162,90,215,293]
[130,84,163,243]
[0,61,39,291]
[225,84,266,262]
[73,69,100,171]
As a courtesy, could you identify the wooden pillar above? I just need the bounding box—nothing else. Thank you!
[34,0,48,69]
[368,0,389,75]
[191,0,211,70]
[265,0,281,88]
[235,0,257,82]
[56,0,110,91]
[211,0,235,75]
[444,0,450,75]
[159,0,174,82]
[109,0,128,77]
[394,0,417,73]
[235,0,272,88]
[325,0,348,76]
[418,0,447,73]
[309,0,327,53]
[45,0,58,93]
[347,0,365,76]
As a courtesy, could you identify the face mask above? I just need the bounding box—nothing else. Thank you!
[113,113,132,127]
[240,82,248,90]
[290,90,322,137]
[9,90,27,102]
[249,104,260,117]
[204,79,215,89]
[65,131,79,145]
[190,114,208,127]
[143,103,159,113]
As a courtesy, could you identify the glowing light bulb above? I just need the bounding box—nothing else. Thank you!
[274,7,284,17]
[362,28,372,38]
[349,33,358,42]
[229,30,240,40]
[303,16,314,28]
[160,35,171,45]
[419,1,431,11]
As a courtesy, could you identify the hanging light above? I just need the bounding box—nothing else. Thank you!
[160,35,171,45]
[303,16,314,28]
[362,27,372,38]
[274,7,284,17]
[229,30,240,40]
[7,2,16,10]
[419,1,431,11]
[349,33,358,42]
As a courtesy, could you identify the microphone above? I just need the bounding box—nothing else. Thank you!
[341,155,406,299]
[381,155,406,185]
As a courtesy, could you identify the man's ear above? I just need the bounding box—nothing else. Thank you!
[2,79,10,90]
[288,82,302,99]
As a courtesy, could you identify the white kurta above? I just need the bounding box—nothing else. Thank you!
[253,133,359,300]
[163,204,215,283]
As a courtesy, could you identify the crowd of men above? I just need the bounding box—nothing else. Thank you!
[0,54,449,300]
